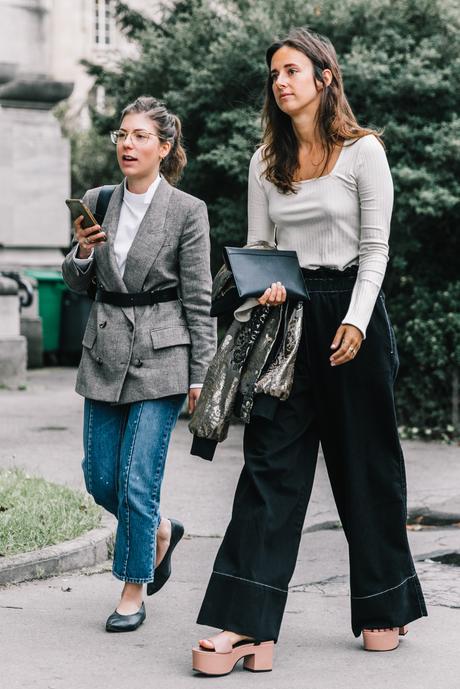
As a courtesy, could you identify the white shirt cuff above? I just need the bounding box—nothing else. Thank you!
[72,244,94,273]
[189,384,203,389]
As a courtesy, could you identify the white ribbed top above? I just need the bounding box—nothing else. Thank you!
[247,134,394,336]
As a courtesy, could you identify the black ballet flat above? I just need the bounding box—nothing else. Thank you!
[147,518,184,596]
[105,602,146,632]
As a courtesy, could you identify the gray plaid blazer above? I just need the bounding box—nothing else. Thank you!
[61,179,216,404]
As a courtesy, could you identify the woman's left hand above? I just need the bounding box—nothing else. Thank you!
[188,387,202,414]
[329,324,363,367]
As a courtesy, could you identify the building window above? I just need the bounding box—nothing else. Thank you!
[94,0,114,46]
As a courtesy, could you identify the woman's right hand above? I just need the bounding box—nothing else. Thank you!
[257,281,287,306]
[74,216,106,259]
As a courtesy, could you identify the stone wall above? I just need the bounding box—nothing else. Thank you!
[0,104,70,255]
[0,276,26,388]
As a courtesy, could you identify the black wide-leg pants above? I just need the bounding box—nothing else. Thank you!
[197,269,427,640]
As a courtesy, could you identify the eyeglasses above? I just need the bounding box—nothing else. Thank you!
[110,129,159,145]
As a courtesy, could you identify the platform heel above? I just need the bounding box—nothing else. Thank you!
[192,638,274,676]
[243,641,274,672]
[362,625,409,651]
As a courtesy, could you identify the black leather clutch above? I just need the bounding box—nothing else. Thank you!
[223,246,309,301]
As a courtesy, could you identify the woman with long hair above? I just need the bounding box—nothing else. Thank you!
[192,28,426,674]
[62,96,216,632]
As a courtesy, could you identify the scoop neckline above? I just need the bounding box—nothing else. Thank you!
[296,142,348,184]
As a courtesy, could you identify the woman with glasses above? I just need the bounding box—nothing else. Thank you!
[62,96,216,632]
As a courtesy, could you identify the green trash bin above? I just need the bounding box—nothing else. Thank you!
[25,269,67,353]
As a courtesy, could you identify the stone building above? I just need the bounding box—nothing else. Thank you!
[0,1,158,375]
[46,0,161,128]
[0,0,158,270]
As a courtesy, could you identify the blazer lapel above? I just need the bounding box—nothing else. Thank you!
[122,178,173,292]
[95,182,127,293]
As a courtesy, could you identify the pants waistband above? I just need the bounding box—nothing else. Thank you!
[301,265,358,292]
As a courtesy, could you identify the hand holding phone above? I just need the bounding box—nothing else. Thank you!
[66,198,107,258]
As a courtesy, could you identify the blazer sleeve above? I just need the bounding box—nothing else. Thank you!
[178,200,217,385]
[61,189,98,294]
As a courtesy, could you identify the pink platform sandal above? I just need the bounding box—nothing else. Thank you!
[192,635,274,676]
[362,625,408,651]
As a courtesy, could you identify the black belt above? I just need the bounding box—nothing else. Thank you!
[95,287,178,307]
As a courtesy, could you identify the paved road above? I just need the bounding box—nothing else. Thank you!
[1,368,459,689]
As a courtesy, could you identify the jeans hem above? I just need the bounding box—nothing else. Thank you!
[112,569,154,584]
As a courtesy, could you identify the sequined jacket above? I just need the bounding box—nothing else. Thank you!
[189,245,304,461]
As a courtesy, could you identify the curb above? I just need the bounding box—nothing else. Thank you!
[408,499,460,527]
[0,515,116,586]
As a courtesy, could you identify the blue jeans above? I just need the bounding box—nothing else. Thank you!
[82,395,186,583]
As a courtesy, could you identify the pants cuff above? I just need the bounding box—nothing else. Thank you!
[351,571,428,637]
[112,569,153,584]
[196,571,287,642]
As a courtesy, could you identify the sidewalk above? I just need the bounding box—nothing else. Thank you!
[1,368,459,689]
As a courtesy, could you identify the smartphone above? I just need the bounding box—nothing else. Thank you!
[65,199,107,240]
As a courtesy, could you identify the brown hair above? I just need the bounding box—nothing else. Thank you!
[121,96,187,185]
[262,27,382,194]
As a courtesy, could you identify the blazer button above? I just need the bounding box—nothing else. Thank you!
[134,358,143,368]
[99,321,107,329]
[96,356,103,365]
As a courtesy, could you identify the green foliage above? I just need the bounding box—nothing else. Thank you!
[390,280,460,439]
[72,0,460,436]
[114,1,150,37]
[70,126,122,200]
